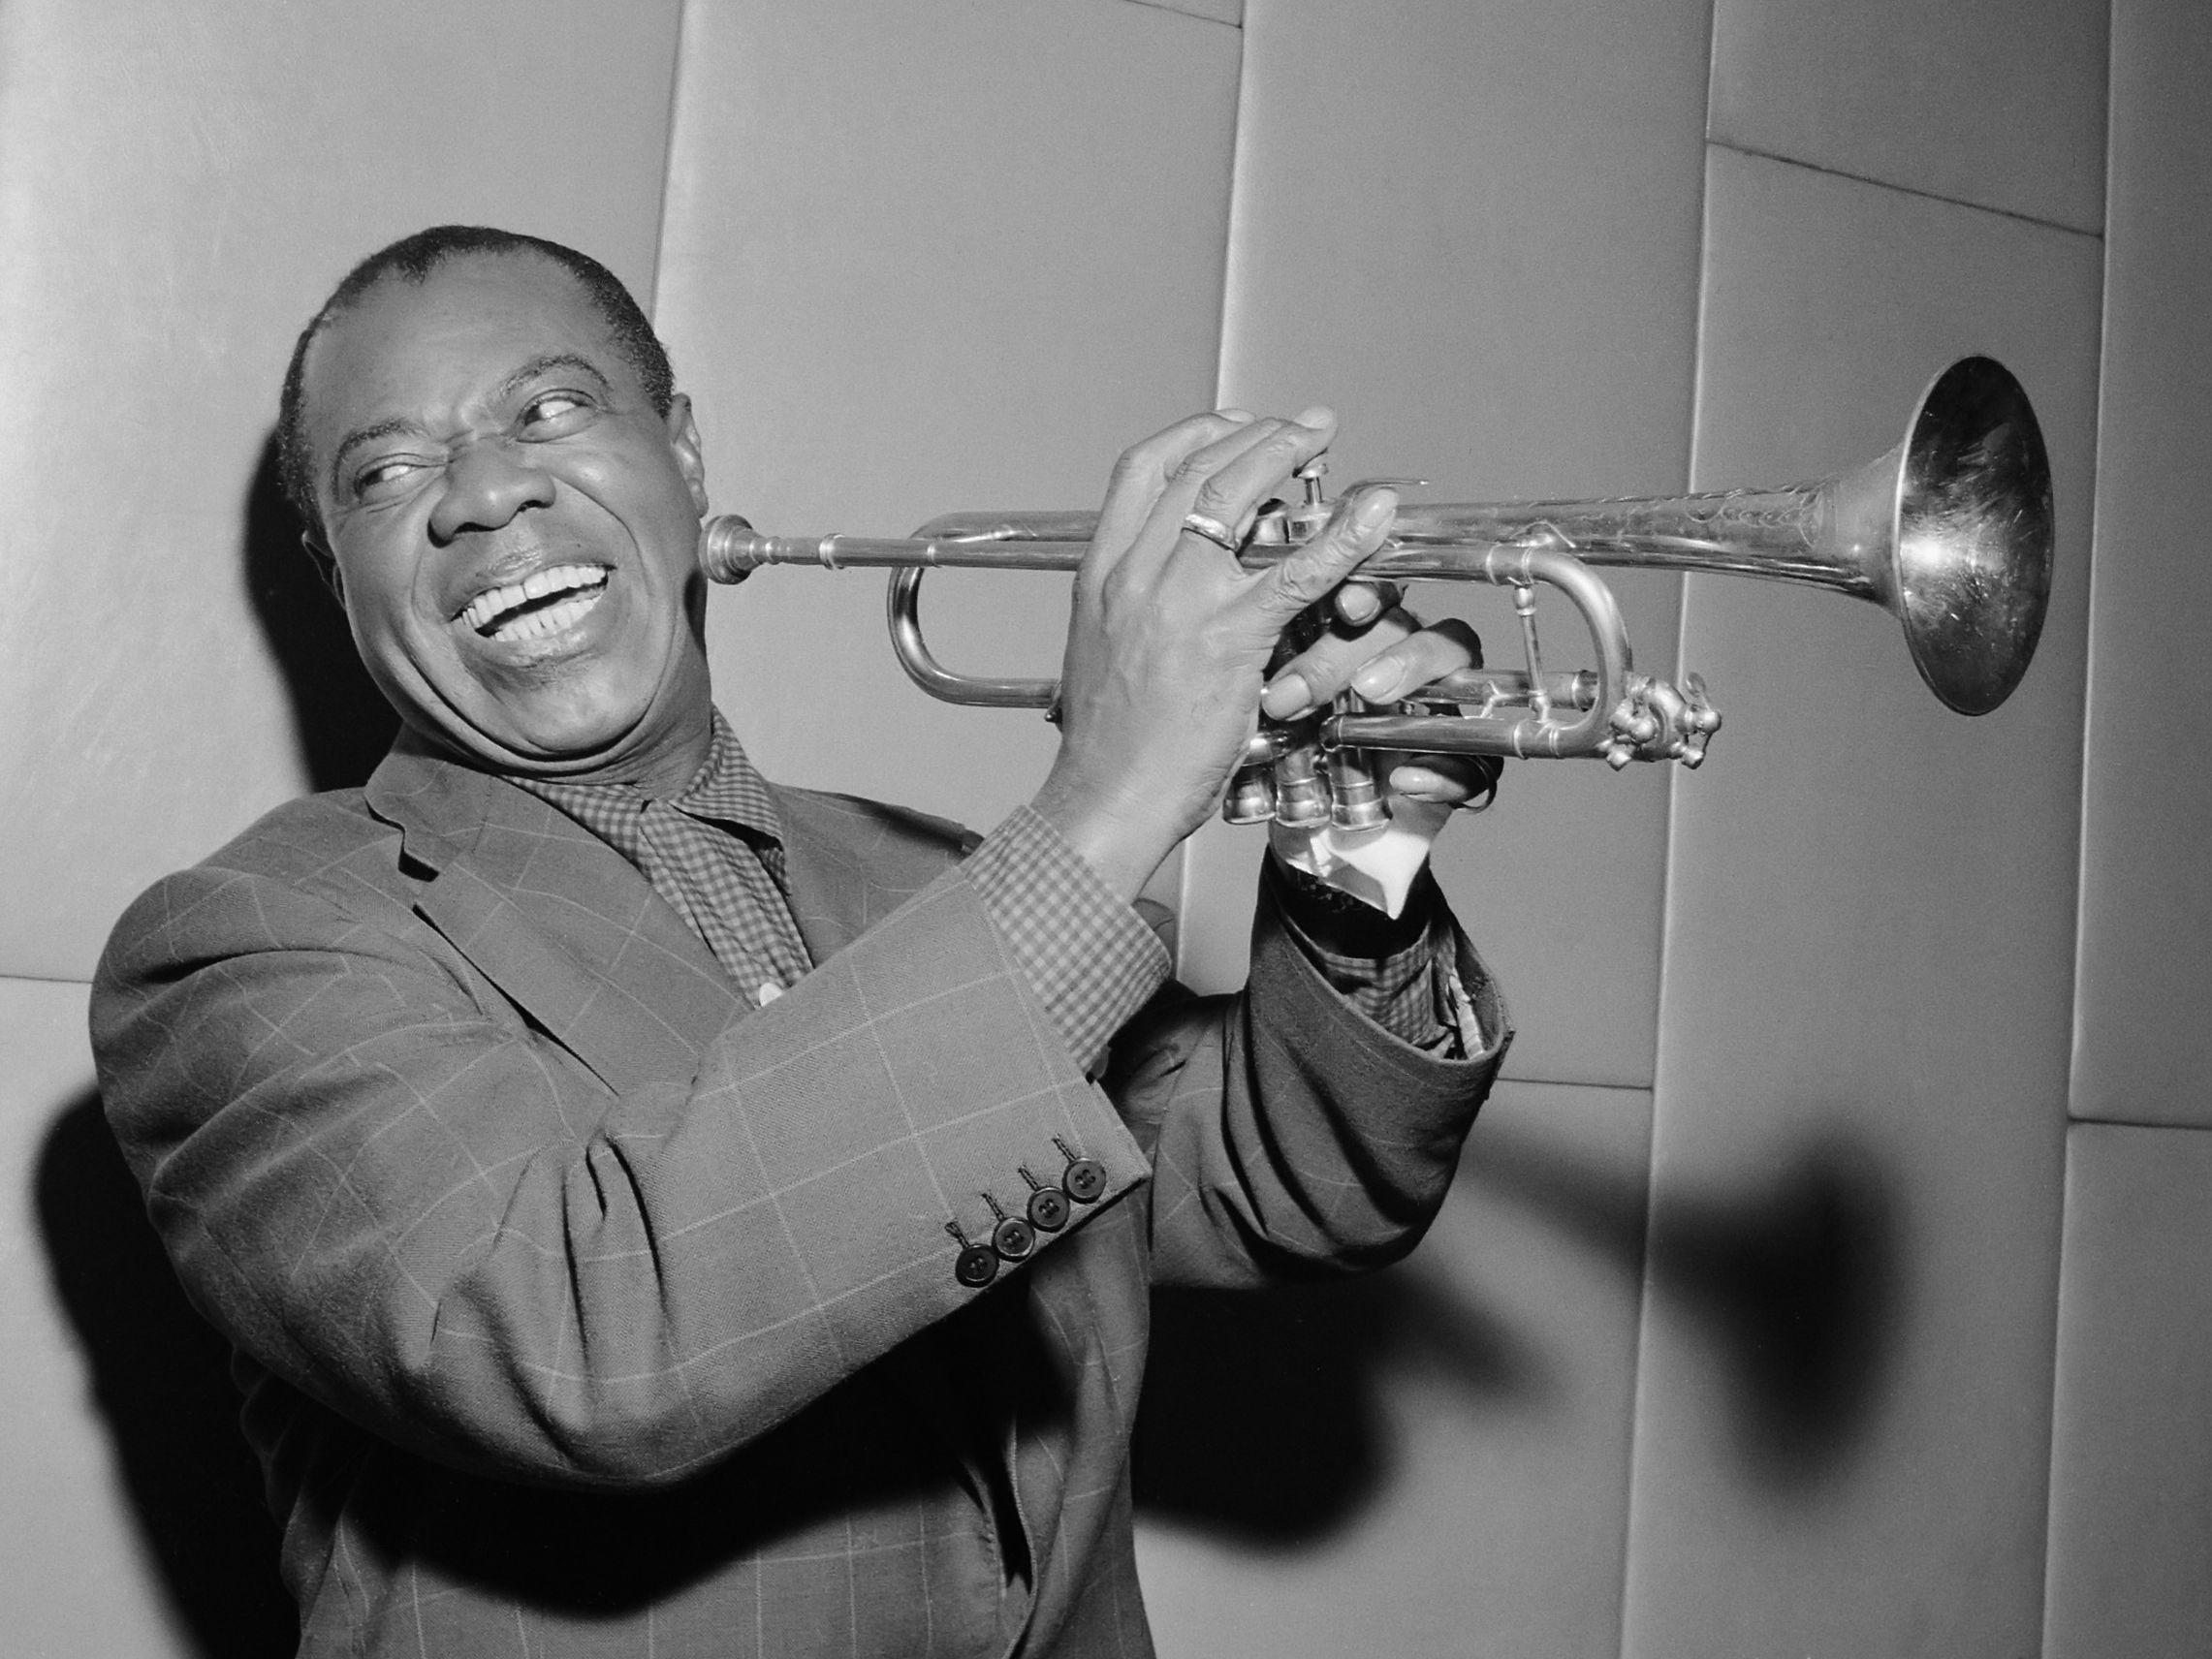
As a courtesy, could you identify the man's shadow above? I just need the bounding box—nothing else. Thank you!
[37,1094,296,1656]
[240,432,397,793]
[20,439,392,1656]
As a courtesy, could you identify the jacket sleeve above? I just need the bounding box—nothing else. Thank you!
[91,851,1153,1492]
[1103,868,1509,1289]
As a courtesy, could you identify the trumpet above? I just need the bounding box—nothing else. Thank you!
[699,357,2052,829]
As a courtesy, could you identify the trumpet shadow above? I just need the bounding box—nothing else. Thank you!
[35,1092,295,1657]
[1133,1258,1549,1548]
[240,430,397,793]
[1133,1113,1901,1549]
[1462,1118,1903,1487]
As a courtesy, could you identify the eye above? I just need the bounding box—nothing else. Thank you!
[351,454,434,501]
[518,389,595,435]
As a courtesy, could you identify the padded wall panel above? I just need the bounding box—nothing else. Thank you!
[1185,0,1712,1090]
[652,0,1239,832]
[2071,0,2212,1125]
[1708,0,2105,232]
[2043,1121,2212,1657]
[0,0,683,983]
[1621,148,2100,1658]
[1135,1080,1649,1659]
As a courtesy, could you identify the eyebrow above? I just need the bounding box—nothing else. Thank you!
[325,353,618,498]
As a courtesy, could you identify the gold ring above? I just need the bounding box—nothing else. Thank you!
[1180,512,1241,552]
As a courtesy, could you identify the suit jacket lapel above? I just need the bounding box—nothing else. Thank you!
[770,784,980,964]
[365,740,737,1093]
[368,747,1018,1523]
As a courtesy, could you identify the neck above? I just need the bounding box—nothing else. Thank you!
[399,704,717,798]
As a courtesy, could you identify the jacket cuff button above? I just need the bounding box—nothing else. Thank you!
[1062,1158,1106,1204]
[1027,1188,1070,1232]
[1053,1136,1107,1205]
[945,1220,998,1287]
[992,1216,1036,1262]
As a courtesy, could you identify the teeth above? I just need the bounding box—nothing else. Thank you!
[459,564,608,635]
[489,590,600,642]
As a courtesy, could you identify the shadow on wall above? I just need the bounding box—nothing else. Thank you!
[241,431,398,793]
[37,1094,296,1658]
[1467,1119,1905,1488]
[1135,1259,1551,1545]
[1134,1121,1902,1546]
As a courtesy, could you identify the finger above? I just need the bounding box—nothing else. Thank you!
[1387,753,1500,807]
[1345,615,1483,704]
[1141,406,1336,563]
[1332,579,1402,630]
[1253,483,1397,624]
[1260,604,1419,720]
[1089,411,1254,581]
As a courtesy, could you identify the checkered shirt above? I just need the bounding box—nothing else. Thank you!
[519,712,1467,1070]
[516,713,812,997]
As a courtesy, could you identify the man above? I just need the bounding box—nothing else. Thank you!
[92,227,1507,1657]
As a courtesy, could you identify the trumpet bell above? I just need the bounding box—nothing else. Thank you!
[1832,356,2054,716]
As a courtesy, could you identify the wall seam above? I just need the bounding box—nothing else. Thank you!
[1620,5,1723,1644]
[2065,0,2122,1131]
[1708,140,2105,241]
[1120,0,1242,26]
[645,0,693,324]
[1175,0,1253,978]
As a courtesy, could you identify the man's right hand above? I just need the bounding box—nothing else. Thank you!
[1028,408,1401,902]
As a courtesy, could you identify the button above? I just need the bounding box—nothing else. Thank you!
[945,1220,997,1288]
[1054,1136,1107,1205]
[756,982,783,1007]
[1018,1165,1069,1233]
[992,1216,1035,1262]
[1027,1188,1070,1232]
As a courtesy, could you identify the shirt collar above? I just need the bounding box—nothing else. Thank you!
[669,709,782,845]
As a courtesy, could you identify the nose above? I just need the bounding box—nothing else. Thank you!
[428,439,554,543]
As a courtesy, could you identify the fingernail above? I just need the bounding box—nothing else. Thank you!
[1336,584,1381,625]
[1352,487,1398,531]
[1294,404,1333,429]
[1217,406,1255,423]
[1261,673,1313,720]
[1352,660,1404,701]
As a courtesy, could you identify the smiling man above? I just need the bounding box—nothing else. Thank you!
[92,227,1508,1658]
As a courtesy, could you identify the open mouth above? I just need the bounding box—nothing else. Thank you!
[458,564,612,642]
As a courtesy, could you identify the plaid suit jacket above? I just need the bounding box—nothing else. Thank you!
[92,738,1505,1657]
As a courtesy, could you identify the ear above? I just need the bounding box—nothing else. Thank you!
[665,392,710,516]
[301,530,345,606]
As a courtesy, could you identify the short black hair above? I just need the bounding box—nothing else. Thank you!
[276,226,676,542]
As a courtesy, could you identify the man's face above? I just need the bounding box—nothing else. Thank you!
[301,251,712,783]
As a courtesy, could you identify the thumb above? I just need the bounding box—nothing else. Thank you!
[1257,486,1398,622]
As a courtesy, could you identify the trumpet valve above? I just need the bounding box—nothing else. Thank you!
[1223,766,1278,825]
[1326,751,1390,831]
[1271,734,1332,830]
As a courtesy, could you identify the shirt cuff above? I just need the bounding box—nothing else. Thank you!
[963,804,1173,1074]
[1266,857,1486,1056]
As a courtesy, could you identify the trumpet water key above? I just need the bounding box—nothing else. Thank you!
[698,357,2053,830]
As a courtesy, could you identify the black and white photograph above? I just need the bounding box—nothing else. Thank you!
[0,2,2200,1655]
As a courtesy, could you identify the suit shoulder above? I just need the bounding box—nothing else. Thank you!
[98,789,415,980]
